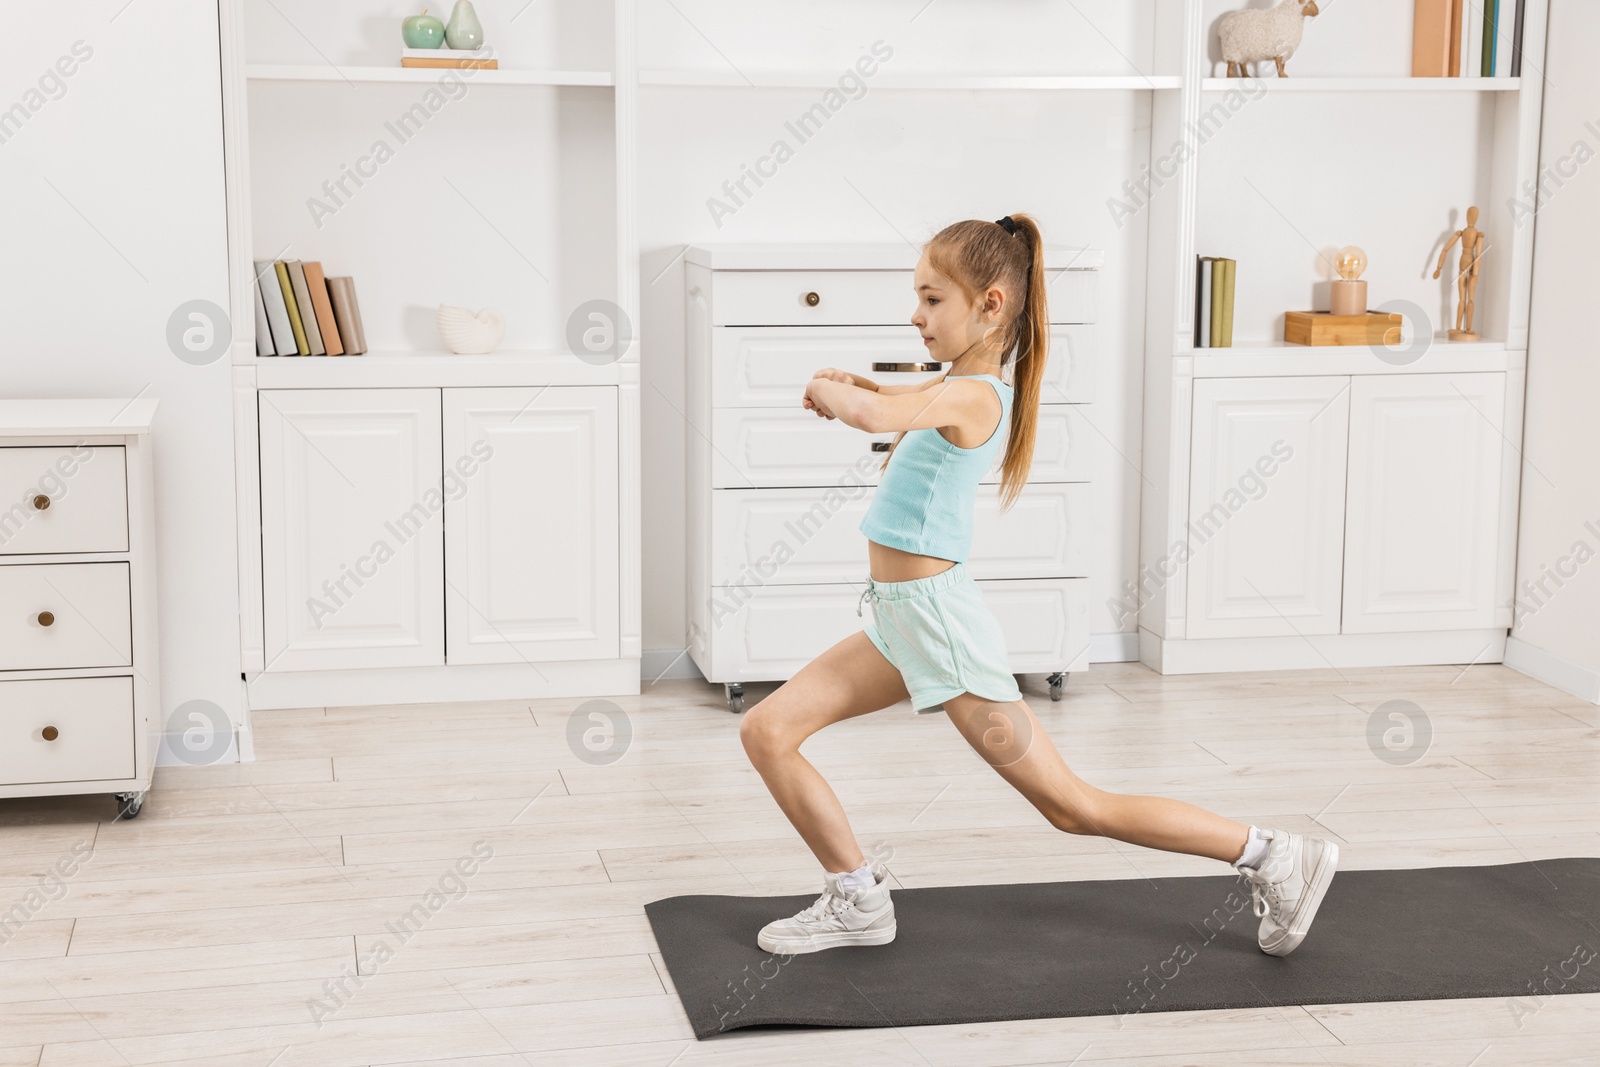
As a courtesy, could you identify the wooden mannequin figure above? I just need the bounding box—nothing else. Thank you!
[1433,205,1485,341]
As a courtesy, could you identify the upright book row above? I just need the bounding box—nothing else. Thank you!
[1194,255,1236,349]
[1413,0,1528,78]
[252,259,368,357]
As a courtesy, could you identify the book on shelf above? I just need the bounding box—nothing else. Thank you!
[1194,255,1235,348]
[273,261,310,355]
[1510,0,1526,77]
[286,260,326,356]
[326,277,368,355]
[300,261,344,356]
[1413,0,1454,77]
[251,272,273,356]
[399,47,498,70]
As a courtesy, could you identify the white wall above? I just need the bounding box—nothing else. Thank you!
[1,4,239,729]
[637,2,1161,674]
[1506,0,1600,703]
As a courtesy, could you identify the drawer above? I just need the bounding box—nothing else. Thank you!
[0,562,132,671]
[0,676,135,785]
[709,482,1091,585]
[703,577,1089,682]
[710,268,1097,326]
[0,445,129,555]
[711,404,1094,488]
[711,324,1094,406]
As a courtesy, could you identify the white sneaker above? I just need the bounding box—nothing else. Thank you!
[756,861,896,954]
[1239,828,1339,957]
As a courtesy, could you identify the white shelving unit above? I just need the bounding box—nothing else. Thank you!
[217,0,640,709]
[1138,0,1550,672]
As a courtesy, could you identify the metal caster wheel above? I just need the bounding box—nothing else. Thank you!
[113,791,145,820]
[1048,672,1067,701]
[724,682,745,714]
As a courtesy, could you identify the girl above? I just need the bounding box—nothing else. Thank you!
[738,214,1339,959]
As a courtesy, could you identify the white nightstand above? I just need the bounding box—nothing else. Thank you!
[0,399,161,818]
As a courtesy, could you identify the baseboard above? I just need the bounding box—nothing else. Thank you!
[1504,636,1600,704]
[1089,631,1139,663]
[643,646,702,681]
[1137,627,1508,675]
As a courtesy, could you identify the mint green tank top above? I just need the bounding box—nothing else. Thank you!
[857,373,1013,563]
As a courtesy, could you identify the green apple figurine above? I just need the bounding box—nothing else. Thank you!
[402,7,445,48]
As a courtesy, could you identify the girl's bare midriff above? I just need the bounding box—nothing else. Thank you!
[868,539,957,583]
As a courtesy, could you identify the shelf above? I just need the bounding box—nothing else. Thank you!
[1185,339,1519,377]
[246,65,614,86]
[252,349,627,389]
[640,70,1181,90]
[1200,77,1520,92]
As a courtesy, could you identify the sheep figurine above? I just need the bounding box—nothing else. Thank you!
[1218,0,1320,78]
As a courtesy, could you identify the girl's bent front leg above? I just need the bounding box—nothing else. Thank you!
[738,629,913,874]
[939,692,1252,865]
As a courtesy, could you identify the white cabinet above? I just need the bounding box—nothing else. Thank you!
[253,385,625,707]
[259,388,445,672]
[685,244,1102,712]
[1186,377,1350,639]
[443,387,620,665]
[1185,372,1506,648]
[0,400,161,818]
[1343,373,1506,633]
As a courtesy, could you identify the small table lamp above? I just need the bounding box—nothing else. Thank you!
[1330,245,1367,316]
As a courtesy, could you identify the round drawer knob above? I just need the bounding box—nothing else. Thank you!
[42,726,59,741]
[37,611,54,627]
[32,494,50,511]
[803,291,820,307]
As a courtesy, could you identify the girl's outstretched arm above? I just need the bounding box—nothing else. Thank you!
[805,376,990,437]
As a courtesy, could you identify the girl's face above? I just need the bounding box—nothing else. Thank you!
[909,254,1004,364]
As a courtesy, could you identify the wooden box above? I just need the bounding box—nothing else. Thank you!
[1284,310,1403,346]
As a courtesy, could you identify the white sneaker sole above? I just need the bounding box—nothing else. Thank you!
[757,920,896,955]
[1260,839,1339,957]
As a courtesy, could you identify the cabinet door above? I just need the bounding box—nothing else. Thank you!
[1342,373,1505,633]
[443,387,619,664]
[259,389,444,671]
[1187,377,1350,639]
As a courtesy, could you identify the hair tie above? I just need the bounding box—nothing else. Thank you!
[995,215,1017,236]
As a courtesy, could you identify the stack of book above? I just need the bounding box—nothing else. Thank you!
[252,260,367,357]
[1413,0,1527,78]
[1195,255,1236,349]
[400,47,498,70]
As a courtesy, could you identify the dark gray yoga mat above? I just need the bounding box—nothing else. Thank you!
[645,858,1600,1039]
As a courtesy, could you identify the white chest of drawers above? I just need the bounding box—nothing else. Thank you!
[0,400,161,818]
[685,243,1101,713]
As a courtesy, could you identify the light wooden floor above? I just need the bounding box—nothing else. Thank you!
[2,661,1597,1066]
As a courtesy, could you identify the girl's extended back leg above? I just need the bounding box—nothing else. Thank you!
[739,630,911,873]
[939,691,1251,865]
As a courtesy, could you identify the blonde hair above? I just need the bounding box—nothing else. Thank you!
[879,213,1048,510]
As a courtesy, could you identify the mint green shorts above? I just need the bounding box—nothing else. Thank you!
[857,561,1023,713]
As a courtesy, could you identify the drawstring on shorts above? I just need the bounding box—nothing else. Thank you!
[856,580,878,617]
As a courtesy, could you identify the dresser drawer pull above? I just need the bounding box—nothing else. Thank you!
[42,726,59,741]
[32,494,50,511]
[802,291,820,307]
[872,361,941,373]
[37,611,54,627]
[871,441,891,452]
